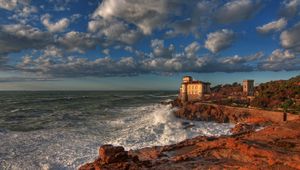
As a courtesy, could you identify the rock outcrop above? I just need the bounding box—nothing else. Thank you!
[80,119,300,169]
[79,145,145,170]
[79,101,300,170]
[173,102,299,123]
[173,102,250,123]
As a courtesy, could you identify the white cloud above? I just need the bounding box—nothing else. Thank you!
[88,18,142,44]
[184,41,200,58]
[280,22,300,52]
[0,0,18,10]
[43,46,63,58]
[41,14,70,33]
[0,24,52,54]
[280,0,300,17]
[259,49,299,71]
[256,18,287,34]
[150,39,175,58]
[0,0,30,10]
[70,13,82,22]
[268,49,295,62]
[92,0,173,35]
[215,0,262,24]
[58,31,100,53]
[102,49,110,55]
[205,29,235,53]
[17,48,266,77]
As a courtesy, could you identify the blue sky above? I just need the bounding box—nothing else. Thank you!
[0,0,299,90]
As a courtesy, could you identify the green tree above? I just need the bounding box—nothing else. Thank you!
[282,99,293,113]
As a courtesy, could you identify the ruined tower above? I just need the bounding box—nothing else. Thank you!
[243,80,254,96]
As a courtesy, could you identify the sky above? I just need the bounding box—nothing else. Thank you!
[0,0,299,90]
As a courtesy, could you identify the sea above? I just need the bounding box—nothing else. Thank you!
[0,91,234,170]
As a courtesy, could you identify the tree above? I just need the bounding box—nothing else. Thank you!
[282,99,293,113]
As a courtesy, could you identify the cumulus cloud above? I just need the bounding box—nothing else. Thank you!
[184,41,201,58]
[280,0,300,17]
[280,22,300,53]
[43,46,63,58]
[256,18,287,34]
[267,49,295,62]
[91,0,178,35]
[215,0,262,24]
[259,49,300,71]
[0,24,52,55]
[41,14,70,32]
[18,55,140,77]
[58,31,100,53]
[221,52,263,64]
[150,39,175,58]
[205,29,235,53]
[17,49,266,77]
[0,0,18,10]
[166,1,218,37]
[2,0,299,78]
[102,49,110,55]
[88,18,142,44]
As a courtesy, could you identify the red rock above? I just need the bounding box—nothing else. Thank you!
[99,145,128,164]
[79,100,300,170]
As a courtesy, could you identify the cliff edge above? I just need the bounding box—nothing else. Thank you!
[79,101,300,170]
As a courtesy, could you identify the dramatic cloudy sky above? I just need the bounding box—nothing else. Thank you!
[0,0,299,90]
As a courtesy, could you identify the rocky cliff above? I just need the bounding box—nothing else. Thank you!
[79,101,300,170]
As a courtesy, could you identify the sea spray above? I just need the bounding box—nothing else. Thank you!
[0,91,233,170]
[108,103,233,150]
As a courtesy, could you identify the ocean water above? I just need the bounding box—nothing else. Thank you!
[0,91,234,170]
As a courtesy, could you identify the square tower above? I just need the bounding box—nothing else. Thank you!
[182,76,192,83]
[243,80,254,96]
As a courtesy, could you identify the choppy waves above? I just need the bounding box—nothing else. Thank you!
[107,104,233,150]
[0,92,233,170]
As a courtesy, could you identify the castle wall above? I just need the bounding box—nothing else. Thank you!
[179,77,211,102]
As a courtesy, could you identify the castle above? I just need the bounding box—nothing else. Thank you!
[179,76,211,102]
[179,76,255,102]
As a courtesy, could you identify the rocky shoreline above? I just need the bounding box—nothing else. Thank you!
[79,100,300,170]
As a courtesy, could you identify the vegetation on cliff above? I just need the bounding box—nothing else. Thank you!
[250,75,300,113]
[210,76,300,113]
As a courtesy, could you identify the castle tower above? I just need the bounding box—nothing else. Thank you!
[181,83,188,102]
[182,76,192,83]
[243,80,254,96]
[180,76,192,102]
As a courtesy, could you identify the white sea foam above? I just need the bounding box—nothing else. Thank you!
[108,104,234,150]
[0,103,233,170]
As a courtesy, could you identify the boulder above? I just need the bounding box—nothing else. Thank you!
[99,145,128,164]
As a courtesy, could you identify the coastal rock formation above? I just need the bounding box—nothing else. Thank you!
[79,145,144,170]
[173,102,250,123]
[80,100,300,170]
[79,119,300,169]
[172,101,299,123]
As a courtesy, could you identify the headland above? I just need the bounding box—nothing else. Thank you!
[79,76,300,170]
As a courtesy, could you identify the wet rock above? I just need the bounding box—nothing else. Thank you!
[230,123,258,135]
[80,99,300,170]
[99,145,128,164]
[173,103,234,123]
[80,117,300,170]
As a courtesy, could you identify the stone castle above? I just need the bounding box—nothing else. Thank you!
[179,76,211,102]
[179,76,255,102]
